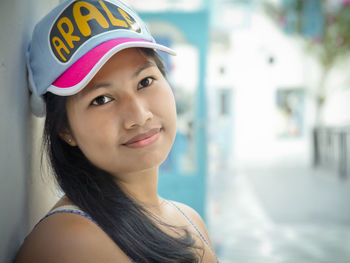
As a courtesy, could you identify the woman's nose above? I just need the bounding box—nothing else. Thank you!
[122,97,153,129]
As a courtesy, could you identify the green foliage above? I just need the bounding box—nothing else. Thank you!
[263,0,350,69]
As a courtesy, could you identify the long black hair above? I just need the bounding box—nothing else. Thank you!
[42,48,202,262]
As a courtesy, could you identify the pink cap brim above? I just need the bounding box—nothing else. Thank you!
[47,38,175,96]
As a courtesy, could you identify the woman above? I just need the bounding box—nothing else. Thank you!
[14,0,217,262]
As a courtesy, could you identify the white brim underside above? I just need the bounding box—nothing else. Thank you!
[47,41,176,96]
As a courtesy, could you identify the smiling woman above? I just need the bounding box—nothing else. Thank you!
[14,0,217,262]
[64,48,177,178]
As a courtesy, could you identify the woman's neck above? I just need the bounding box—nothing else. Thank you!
[114,166,161,207]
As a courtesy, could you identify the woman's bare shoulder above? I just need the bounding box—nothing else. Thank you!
[169,200,215,249]
[14,211,132,263]
[170,200,205,225]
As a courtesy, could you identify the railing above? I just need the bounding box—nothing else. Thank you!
[313,126,350,178]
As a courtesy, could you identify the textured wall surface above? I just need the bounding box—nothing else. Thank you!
[0,1,59,262]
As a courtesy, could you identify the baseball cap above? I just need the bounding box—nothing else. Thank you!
[26,0,176,117]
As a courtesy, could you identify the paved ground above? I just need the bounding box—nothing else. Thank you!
[207,159,350,263]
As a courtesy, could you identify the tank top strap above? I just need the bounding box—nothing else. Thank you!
[167,201,214,253]
[37,204,99,227]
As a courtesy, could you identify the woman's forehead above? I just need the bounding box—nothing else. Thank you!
[73,49,158,95]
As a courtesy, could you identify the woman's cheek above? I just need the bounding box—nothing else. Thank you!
[158,88,176,117]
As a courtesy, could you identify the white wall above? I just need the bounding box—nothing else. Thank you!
[322,58,350,126]
[213,9,350,168]
[0,0,59,262]
[226,13,310,166]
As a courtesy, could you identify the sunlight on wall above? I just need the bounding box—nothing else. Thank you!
[227,13,310,165]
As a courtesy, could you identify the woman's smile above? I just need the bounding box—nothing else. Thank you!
[122,127,161,148]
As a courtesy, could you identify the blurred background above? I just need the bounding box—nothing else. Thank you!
[1,0,350,262]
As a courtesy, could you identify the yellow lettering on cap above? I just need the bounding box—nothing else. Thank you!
[118,8,134,27]
[99,1,128,28]
[52,36,69,61]
[57,17,81,49]
[73,1,109,37]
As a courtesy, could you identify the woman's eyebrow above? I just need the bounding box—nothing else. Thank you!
[90,83,111,90]
[132,61,156,78]
[85,61,156,93]
[82,82,112,96]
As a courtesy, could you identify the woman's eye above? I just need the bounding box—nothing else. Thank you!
[91,95,112,106]
[138,77,154,89]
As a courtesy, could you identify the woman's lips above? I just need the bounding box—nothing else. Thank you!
[122,128,161,148]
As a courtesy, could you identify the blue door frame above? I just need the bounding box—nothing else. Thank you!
[141,11,209,219]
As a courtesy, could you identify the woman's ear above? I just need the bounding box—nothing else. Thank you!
[59,128,77,147]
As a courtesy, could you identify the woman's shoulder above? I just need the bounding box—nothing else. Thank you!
[14,203,131,263]
[167,200,214,245]
[167,200,217,260]
[168,200,203,222]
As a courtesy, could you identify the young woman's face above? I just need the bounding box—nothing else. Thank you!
[65,48,177,178]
